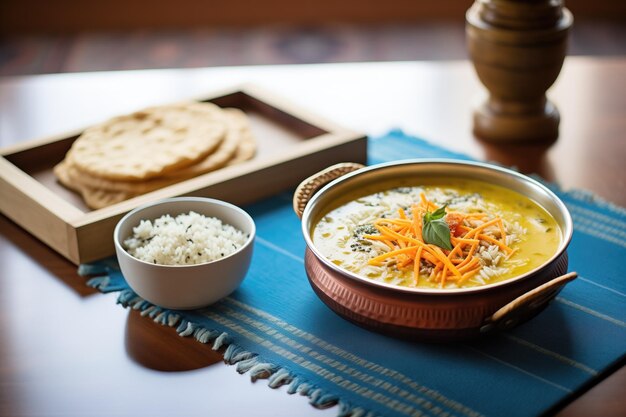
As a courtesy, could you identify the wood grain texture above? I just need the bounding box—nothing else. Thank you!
[0,86,365,264]
[0,58,624,417]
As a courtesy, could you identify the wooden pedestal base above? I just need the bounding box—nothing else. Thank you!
[473,99,560,144]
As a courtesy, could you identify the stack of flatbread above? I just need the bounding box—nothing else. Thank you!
[54,102,256,209]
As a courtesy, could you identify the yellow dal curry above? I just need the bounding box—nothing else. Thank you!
[312,179,560,289]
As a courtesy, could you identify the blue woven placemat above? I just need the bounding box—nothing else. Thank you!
[81,130,626,417]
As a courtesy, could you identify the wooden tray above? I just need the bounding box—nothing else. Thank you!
[0,84,367,265]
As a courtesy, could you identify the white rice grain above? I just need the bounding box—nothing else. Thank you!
[124,211,247,265]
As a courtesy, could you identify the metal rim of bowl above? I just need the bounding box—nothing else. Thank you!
[301,158,573,295]
[114,196,256,268]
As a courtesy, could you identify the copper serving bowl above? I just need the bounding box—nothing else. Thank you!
[293,160,576,341]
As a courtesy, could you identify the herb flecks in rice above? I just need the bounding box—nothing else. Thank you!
[124,211,246,265]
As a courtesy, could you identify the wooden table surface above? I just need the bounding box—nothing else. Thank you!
[0,57,624,417]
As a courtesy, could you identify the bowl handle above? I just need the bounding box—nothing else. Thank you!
[293,162,365,218]
[482,272,578,333]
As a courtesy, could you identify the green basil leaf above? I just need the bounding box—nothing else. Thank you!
[422,218,453,250]
[430,205,447,220]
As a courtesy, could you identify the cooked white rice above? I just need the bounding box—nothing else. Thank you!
[123,211,247,265]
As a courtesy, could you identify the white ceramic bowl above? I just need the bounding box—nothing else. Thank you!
[114,197,255,310]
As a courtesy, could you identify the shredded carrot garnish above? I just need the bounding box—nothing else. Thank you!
[362,234,390,241]
[458,257,480,273]
[463,218,501,239]
[383,240,396,251]
[457,243,478,268]
[421,251,440,266]
[451,237,480,245]
[458,267,481,285]
[476,233,513,253]
[363,195,513,288]
[368,246,419,265]
[413,246,423,284]
[411,206,424,243]
[497,219,507,244]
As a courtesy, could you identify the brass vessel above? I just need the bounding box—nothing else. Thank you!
[293,161,576,341]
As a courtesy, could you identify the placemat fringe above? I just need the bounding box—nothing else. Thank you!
[85,268,356,414]
[268,368,293,388]
[85,276,109,291]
